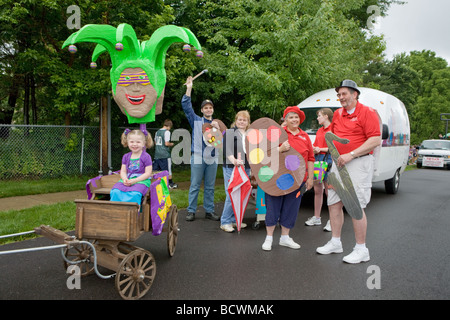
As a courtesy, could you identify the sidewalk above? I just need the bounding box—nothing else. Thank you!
[0,190,88,212]
[0,179,224,212]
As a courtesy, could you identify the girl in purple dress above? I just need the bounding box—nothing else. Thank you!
[110,129,154,205]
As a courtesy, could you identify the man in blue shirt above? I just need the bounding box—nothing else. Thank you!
[181,76,220,221]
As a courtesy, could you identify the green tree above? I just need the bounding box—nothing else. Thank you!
[167,0,390,124]
[1,0,396,132]
[364,50,450,144]
[0,0,178,127]
[409,51,450,143]
[363,53,421,114]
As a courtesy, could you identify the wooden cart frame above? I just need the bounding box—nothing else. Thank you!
[0,171,178,300]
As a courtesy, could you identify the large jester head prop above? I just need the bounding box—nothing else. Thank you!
[62,24,202,124]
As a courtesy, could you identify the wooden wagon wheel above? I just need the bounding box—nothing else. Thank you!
[62,240,96,276]
[115,249,156,300]
[167,205,178,257]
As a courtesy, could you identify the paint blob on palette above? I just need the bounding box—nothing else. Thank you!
[202,119,227,148]
[245,118,306,196]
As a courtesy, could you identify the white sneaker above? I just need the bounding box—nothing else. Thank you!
[343,247,370,264]
[323,220,331,232]
[232,222,247,229]
[279,237,301,249]
[305,216,321,226]
[316,240,343,255]
[220,224,235,233]
[262,238,273,251]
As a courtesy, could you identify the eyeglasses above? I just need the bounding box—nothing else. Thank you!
[336,92,350,98]
[118,71,150,86]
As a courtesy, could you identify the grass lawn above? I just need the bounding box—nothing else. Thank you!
[0,175,93,199]
[0,202,77,244]
[0,166,226,243]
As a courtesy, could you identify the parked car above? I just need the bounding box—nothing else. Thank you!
[417,139,450,170]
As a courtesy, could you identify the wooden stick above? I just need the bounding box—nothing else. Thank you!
[184,69,208,85]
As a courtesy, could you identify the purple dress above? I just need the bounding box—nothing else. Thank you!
[110,151,153,203]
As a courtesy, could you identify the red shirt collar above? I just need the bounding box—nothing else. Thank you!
[283,126,304,137]
[342,101,362,117]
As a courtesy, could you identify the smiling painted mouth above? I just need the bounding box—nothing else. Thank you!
[126,94,146,105]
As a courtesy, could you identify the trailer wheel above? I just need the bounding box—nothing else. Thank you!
[385,169,400,194]
[167,205,178,257]
[252,221,261,230]
[62,240,95,276]
[115,249,156,300]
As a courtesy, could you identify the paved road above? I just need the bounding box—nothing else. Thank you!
[1,168,449,301]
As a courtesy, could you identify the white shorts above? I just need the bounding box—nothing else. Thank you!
[327,155,374,209]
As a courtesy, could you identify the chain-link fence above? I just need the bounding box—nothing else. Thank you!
[0,125,165,180]
[0,124,101,180]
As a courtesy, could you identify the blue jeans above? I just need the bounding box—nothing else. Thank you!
[221,166,251,225]
[188,154,218,214]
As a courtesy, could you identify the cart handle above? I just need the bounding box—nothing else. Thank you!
[1,229,69,255]
[0,238,115,280]
[0,230,36,240]
[0,243,68,256]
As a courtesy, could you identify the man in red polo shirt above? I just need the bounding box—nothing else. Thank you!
[316,80,381,264]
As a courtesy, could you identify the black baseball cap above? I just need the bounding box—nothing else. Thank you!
[201,99,214,108]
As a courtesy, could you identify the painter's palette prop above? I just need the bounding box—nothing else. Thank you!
[202,119,227,148]
[325,132,363,220]
[245,118,306,197]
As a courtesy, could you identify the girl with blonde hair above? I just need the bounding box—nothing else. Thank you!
[110,129,154,205]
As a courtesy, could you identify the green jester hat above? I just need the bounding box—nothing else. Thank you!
[62,23,202,124]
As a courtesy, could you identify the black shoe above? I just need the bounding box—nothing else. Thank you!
[186,212,195,221]
[205,212,220,221]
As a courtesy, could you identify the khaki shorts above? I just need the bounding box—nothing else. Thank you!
[327,155,374,209]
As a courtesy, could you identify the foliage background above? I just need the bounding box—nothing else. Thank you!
[1,0,449,150]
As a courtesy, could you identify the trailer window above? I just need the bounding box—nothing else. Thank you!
[298,107,338,134]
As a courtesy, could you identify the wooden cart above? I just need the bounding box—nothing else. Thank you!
[34,171,178,300]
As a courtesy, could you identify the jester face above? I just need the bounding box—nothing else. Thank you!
[113,67,159,120]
